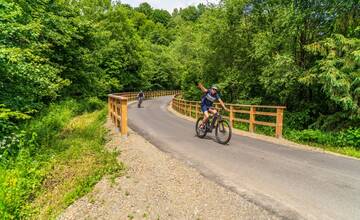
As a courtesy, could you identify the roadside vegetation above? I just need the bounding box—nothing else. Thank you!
[0,0,358,217]
[0,99,123,219]
[234,122,360,158]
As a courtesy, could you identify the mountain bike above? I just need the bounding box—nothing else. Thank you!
[195,110,232,144]
[137,97,144,108]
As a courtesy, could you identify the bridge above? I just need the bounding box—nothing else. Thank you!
[107,91,360,220]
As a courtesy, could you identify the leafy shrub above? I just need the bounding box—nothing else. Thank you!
[337,128,360,148]
[284,129,336,145]
[284,110,314,130]
[0,105,30,138]
[78,97,105,113]
[25,100,76,147]
[285,127,360,149]
[0,106,32,158]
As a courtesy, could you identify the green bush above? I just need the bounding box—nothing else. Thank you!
[285,128,360,149]
[284,110,314,130]
[78,97,105,113]
[27,100,76,146]
[285,129,335,145]
[337,128,360,148]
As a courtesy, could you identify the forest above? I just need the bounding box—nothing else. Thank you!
[0,0,359,218]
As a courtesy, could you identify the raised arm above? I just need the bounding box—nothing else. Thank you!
[197,83,208,93]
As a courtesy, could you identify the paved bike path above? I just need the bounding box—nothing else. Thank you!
[128,96,360,220]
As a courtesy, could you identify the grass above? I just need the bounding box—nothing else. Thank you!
[284,129,360,158]
[0,99,124,219]
[28,110,123,219]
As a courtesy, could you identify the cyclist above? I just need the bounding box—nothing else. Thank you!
[137,90,145,108]
[197,83,229,128]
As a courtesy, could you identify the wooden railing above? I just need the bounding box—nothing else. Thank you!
[108,90,180,136]
[172,95,286,138]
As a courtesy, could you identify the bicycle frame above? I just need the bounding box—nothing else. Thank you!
[206,112,223,132]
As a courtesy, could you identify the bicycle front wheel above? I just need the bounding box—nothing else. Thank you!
[215,120,232,144]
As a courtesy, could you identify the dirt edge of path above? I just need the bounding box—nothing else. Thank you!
[58,118,280,220]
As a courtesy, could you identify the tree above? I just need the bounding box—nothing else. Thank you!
[152,9,171,25]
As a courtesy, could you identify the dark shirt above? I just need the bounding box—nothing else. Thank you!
[201,89,220,107]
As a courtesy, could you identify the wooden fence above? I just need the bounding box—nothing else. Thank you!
[172,95,286,138]
[108,90,180,136]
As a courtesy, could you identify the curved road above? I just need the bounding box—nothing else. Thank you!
[128,96,360,220]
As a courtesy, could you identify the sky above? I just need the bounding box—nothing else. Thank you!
[120,0,219,12]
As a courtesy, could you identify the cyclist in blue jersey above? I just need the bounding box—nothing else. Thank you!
[197,83,229,128]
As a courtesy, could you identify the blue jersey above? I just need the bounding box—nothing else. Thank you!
[201,89,220,107]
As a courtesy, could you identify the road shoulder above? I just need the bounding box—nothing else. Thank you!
[59,118,278,220]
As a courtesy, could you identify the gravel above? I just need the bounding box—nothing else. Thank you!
[58,119,279,220]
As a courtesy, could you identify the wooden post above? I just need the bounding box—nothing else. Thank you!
[183,100,186,114]
[185,102,187,115]
[249,106,256,133]
[229,105,234,128]
[276,108,284,138]
[182,100,184,114]
[108,97,111,118]
[189,103,191,117]
[195,103,199,119]
[114,99,118,129]
[120,98,128,136]
[190,103,193,117]
[113,99,116,125]
[183,101,185,114]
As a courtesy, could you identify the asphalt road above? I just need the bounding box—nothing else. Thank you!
[128,96,360,220]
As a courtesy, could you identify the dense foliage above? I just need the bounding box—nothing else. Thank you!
[0,0,180,153]
[1,0,359,149]
[173,0,359,131]
[0,0,359,147]
[0,0,359,217]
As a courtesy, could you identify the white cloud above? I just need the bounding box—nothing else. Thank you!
[120,0,219,12]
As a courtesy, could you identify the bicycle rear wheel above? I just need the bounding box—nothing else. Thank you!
[195,117,207,138]
[215,120,232,144]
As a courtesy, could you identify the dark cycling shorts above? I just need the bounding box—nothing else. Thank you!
[201,104,212,113]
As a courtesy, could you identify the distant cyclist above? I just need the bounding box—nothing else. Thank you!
[137,90,145,108]
[197,83,229,128]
